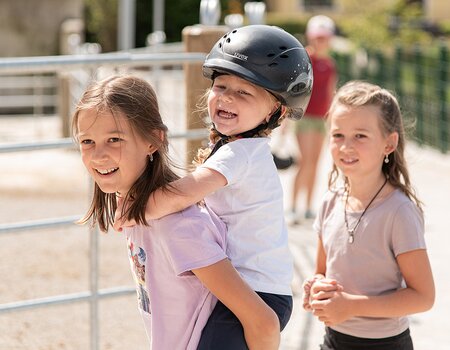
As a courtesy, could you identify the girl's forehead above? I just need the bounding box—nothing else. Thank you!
[77,108,127,133]
[330,104,382,128]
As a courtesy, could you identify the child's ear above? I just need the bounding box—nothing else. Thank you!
[385,132,399,154]
[148,130,164,155]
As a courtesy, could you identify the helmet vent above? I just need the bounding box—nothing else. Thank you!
[279,46,287,50]
[280,54,289,58]
[267,53,275,57]
[269,62,278,67]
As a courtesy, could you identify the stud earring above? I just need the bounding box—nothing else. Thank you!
[384,154,389,164]
[149,153,154,162]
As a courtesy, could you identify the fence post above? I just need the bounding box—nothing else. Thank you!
[438,42,448,153]
[414,44,424,144]
[182,25,228,164]
[375,50,386,87]
[394,45,403,104]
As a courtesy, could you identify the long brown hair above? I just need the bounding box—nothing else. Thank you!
[327,80,423,211]
[72,75,180,232]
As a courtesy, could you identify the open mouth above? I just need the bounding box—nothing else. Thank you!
[95,167,118,175]
[218,109,237,119]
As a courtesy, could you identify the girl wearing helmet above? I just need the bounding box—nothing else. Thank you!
[116,25,314,349]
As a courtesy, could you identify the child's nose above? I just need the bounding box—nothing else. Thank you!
[92,145,109,161]
[219,89,233,102]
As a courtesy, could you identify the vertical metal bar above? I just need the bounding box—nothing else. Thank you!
[88,176,99,350]
[438,42,448,153]
[89,223,99,350]
[415,44,424,144]
[375,50,385,87]
[118,0,136,51]
[394,45,403,104]
[153,0,165,33]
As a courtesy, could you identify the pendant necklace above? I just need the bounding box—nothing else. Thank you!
[344,177,388,244]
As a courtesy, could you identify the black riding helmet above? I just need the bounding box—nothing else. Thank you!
[203,25,313,120]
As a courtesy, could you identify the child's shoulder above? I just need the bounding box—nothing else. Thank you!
[162,204,224,233]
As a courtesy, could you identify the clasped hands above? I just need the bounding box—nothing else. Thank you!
[302,276,353,326]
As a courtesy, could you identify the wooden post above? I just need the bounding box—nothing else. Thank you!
[182,25,228,164]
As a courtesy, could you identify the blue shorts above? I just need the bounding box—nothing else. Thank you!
[320,327,413,350]
[197,292,293,350]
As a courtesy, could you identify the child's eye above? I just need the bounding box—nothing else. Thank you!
[109,137,122,143]
[355,134,366,139]
[238,90,250,95]
[332,133,343,139]
[80,139,93,145]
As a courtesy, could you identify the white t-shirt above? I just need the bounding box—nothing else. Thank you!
[201,137,293,295]
[124,205,227,350]
[314,188,426,338]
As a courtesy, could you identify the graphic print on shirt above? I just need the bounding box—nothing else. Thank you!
[127,239,150,313]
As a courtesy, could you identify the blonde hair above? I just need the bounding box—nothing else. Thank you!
[327,80,422,210]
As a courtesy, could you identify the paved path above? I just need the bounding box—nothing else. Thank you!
[275,129,450,349]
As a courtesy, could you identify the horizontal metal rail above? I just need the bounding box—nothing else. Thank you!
[0,215,81,235]
[0,286,135,314]
[0,129,208,153]
[0,52,206,74]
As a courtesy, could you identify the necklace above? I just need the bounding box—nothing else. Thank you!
[344,177,388,244]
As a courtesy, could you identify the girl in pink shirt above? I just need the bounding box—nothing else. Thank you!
[303,81,435,349]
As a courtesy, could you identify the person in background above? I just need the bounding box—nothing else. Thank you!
[303,81,435,350]
[289,15,337,224]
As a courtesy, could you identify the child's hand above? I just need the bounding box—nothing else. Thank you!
[113,196,136,232]
[310,278,342,302]
[302,274,326,311]
[310,290,352,326]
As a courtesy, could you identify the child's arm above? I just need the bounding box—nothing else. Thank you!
[303,237,340,311]
[193,258,280,350]
[113,167,227,231]
[310,249,435,326]
[147,167,227,218]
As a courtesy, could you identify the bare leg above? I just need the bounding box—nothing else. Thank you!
[291,130,325,216]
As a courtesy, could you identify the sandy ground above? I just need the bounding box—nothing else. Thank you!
[1,115,449,350]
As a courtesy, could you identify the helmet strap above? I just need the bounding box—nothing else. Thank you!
[206,106,282,160]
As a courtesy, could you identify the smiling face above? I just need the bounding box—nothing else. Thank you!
[328,104,398,183]
[76,108,154,195]
[207,74,279,136]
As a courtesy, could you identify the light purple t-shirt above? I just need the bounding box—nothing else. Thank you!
[124,204,227,350]
[314,189,426,338]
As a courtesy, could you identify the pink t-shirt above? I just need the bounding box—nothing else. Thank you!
[314,189,426,338]
[124,204,227,350]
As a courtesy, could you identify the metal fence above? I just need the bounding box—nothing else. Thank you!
[0,51,206,350]
[333,42,450,153]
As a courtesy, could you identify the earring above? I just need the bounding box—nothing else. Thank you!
[149,153,154,162]
[384,154,389,164]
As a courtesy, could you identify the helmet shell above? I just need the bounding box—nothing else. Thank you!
[203,25,313,120]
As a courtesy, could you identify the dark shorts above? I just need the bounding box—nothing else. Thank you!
[197,292,293,350]
[320,327,413,350]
